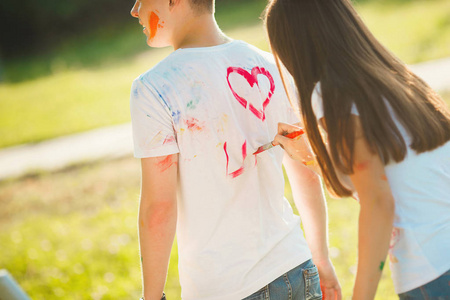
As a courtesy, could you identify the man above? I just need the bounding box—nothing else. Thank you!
[129,0,341,299]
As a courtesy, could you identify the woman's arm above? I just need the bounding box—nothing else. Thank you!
[139,154,178,300]
[348,116,395,300]
[274,118,395,299]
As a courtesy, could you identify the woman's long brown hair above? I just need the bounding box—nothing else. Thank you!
[265,0,450,197]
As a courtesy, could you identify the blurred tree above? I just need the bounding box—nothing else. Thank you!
[0,0,255,60]
[0,0,134,58]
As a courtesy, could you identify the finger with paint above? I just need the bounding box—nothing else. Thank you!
[272,123,322,175]
[253,129,305,155]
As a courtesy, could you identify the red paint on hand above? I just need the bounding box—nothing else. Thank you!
[285,129,305,139]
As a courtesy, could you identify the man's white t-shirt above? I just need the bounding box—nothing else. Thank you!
[312,82,450,294]
[130,40,311,300]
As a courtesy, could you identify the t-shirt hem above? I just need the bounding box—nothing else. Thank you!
[184,254,312,300]
[393,262,450,294]
[134,146,180,158]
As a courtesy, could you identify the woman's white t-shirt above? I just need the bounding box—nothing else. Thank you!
[312,82,450,294]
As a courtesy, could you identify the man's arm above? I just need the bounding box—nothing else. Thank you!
[139,154,178,300]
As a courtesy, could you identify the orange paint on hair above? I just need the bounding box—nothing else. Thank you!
[149,12,161,40]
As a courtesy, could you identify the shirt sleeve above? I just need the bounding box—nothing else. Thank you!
[311,82,359,122]
[311,82,325,121]
[130,77,179,158]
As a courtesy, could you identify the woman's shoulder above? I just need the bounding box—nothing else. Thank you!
[312,81,360,118]
[311,82,324,120]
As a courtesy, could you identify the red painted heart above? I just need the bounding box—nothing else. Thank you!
[226,66,275,121]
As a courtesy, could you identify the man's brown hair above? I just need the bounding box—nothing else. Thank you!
[190,0,214,14]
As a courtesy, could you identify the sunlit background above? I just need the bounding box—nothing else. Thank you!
[1,0,449,299]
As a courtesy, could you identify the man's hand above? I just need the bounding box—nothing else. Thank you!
[315,258,342,300]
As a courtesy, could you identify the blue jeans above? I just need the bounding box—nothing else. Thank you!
[242,259,322,300]
[398,269,450,300]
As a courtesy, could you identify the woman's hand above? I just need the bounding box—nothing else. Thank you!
[273,123,320,174]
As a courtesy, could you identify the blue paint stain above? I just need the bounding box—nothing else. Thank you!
[133,87,140,98]
[172,110,181,123]
[155,89,170,108]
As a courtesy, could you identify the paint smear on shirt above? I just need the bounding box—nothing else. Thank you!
[224,141,247,178]
[226,66,275,121]
[149,12,161,40]
[217,114,229,134]
[185,118,205,132]
[148,130,165,146]
[157,155,177,173]
[389,227,400,263]
[172,110,181,124]
[163,135,176,145]
[187,98,200,110]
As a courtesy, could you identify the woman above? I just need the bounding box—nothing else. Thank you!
[264,0,450,299]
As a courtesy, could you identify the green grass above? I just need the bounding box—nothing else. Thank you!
[2,88,448,297]
[0,0,449,149]
[355,0,450,63]
[0,156,396,299]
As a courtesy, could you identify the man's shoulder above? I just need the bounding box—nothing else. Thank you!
[241,41,276,62]
[133,41,278,86]
[135,53,179,83]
